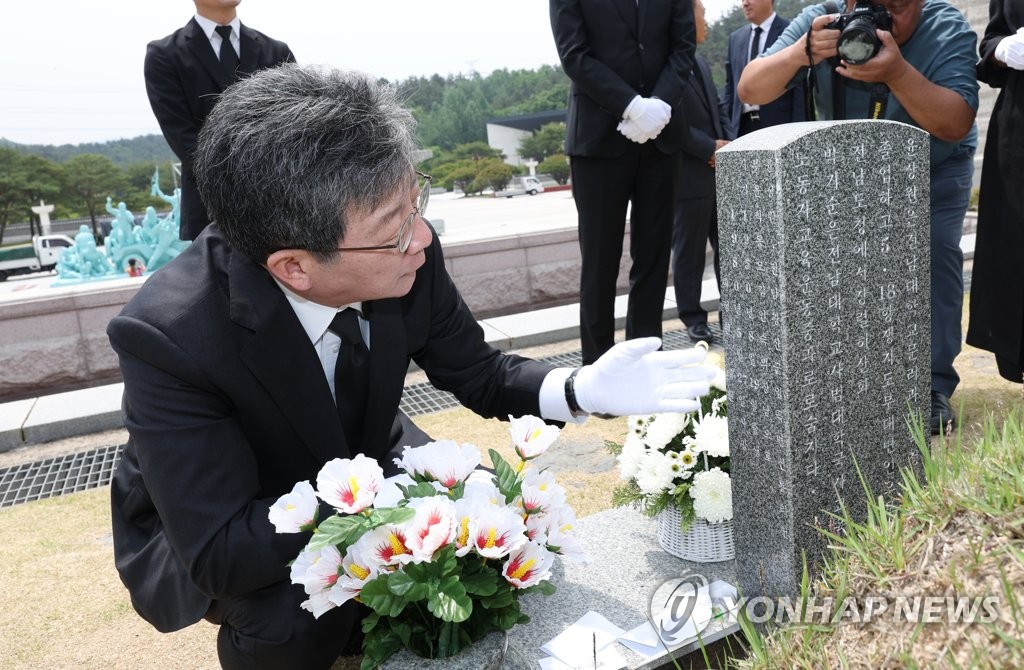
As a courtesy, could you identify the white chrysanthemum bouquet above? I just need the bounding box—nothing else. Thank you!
[608,350,730,529]
[269,415,588,669]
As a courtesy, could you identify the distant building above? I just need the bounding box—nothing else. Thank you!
[486,110,566,167]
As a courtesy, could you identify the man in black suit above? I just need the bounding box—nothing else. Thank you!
[721,0,805,138]
[108,65,715,669]
[550,0,696,365]
[673,0,731,345]
[144,0,294,241]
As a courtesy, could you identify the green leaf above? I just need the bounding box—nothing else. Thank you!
[361,611,381,634]
[359,575,409,618]
[460,568,500,596]
[496,601,523,630]
[306,514,371,551]
[480,587,515,609]
[387,570,430,601]
[428,576,472,622]
[397,482,440,500]
[488,448,523,501]
[360,625,403,670]
[369,506,416,526]
[523,580,557,596]
[437,621,463,658]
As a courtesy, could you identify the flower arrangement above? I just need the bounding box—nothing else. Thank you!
[608,349,731,530]
[269,415,588,669]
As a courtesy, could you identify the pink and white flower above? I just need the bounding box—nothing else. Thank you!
[329,537,383,607]
[468,505,528,559]
[502,541,555,589]
[316,454,384,514]
[393,440,480,488]
[404,496,457,561]
[268,480,319,533]
[360,524,416,566]
[538,505,591,564]
[508,415,560,460]
[520,469,566,515]
[290,544,343,597]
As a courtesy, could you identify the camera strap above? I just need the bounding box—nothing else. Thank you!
[867,83,890,119]
[830,71,889,120]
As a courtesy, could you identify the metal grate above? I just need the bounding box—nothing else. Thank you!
[0,444,123,508]
[1,326,710,507]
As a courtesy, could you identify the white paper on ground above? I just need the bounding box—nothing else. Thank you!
[537,645,627,670]
[540,611,625,667]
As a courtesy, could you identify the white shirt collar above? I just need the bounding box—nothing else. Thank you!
[752,12,777,32]
[194,13,241,41]
[274,279,363,344]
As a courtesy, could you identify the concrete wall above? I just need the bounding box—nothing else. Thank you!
[0,226,629,402]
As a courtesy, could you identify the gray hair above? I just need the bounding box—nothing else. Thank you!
[194,64,417,264]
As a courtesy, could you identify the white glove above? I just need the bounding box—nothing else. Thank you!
[574,338,715,416]
[623,96,672,139]
[994,28,1024,70]
[617,118,652,144]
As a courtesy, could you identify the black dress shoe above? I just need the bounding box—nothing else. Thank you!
[687,322,714,344]
[930,391,956,435]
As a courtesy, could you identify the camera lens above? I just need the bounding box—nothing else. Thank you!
[837,18,882,63]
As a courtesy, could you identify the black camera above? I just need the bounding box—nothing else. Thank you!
[825,0,893,64]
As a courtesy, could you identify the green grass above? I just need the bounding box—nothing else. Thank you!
[732,411,1024,669]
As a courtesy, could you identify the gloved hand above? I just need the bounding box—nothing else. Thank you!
[574,338,715,416]
[617,118,652,143]
[994,28,1024,70]
[623,96,672,139]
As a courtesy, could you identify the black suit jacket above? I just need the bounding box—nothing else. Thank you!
[144,20,294,241]
[551,0,695,157]
[108,225,552,632]
[721,15,805,138]
[679,55,729,198]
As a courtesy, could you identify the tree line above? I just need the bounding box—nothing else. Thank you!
[2,1,817,243]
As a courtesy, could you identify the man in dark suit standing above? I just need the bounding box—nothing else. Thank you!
[550,0,696,365]
[721,0,805,138]
[673,0,731,345]
[108,65,716,669]
[144,0,294,241]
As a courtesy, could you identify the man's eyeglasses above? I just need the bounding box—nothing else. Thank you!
[338,172,431,254]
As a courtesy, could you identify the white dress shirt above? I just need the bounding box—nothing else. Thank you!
[193,13,241,60]
[742,13,777,114]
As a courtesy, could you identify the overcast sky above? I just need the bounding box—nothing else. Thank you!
[0,0,738,146]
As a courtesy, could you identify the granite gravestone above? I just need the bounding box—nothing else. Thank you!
[716,120,930,598]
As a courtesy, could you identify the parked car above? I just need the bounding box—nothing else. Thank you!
[495,176,546,198]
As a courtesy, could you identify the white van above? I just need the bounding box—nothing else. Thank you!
[496,176,545,198]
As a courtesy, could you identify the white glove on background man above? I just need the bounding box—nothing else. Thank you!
[622,95,672,139]
[617,117,652,143]
[994,28,1024,70]
[574,338,715,416]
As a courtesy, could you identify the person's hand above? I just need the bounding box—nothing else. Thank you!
[994,28,1024,70]
[708,139,730,168]
[836,29,909,85]
[574,338,715,416]
[807,14,842,65]
[624,96,672,139]
[617,118,652,144]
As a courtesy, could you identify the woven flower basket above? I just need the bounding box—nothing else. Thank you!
[656,505,735,562]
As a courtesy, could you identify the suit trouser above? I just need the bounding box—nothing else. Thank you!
[205,578,362,670]
[672,193,720,327]
[570,143,676,364]
[930,147,974,398]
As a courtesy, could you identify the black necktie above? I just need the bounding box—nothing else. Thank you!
[215,25,239,77]
[749,26,763,64]
[329,309,370,449]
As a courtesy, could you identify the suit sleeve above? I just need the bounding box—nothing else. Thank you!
[412,234,553,418]
[144,43,199,163]
[550,0,642,117]
[978,0,1012,87]
[109,316,308,600]
[650,0,697,108]
[722,34,740,139]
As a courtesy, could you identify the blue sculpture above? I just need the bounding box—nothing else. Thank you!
[56,225,116,279]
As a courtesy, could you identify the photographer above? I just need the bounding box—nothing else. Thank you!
[736,0,979,434]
